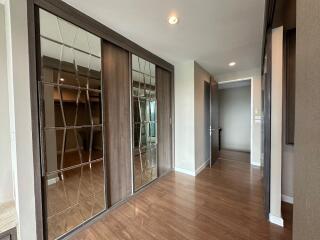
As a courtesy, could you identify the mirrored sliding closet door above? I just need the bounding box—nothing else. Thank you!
[38,9,106,239]
[132,55,158,191]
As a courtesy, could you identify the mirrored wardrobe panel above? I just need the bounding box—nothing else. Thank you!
[132,55,158,191]
[38,9,106,240]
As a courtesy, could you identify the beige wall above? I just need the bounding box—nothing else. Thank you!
[270,26,283,225]
[0,3,13,204]
[174,61,213,175]
[251,75,262,166]
[174,61,195,174]
[194,62,211,170]
[293,0,320,239]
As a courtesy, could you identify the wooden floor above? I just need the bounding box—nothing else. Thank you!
[72,150,292,240]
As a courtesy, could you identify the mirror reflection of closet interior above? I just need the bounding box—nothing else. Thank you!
[132,55,158,191]
[39,9,106,240]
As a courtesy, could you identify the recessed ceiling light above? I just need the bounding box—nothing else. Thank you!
[228,62,236,67]
[168,16,178,25]
[60,78,65,82]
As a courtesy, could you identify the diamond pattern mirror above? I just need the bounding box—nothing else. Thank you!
[132,54,158,191]
[38,9,105,240]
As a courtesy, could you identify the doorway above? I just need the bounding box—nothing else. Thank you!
[204,78,220,168]
[218,79,252,154]
[204,82,211,167]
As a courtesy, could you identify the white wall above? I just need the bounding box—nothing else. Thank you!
[4,0,37,238]
[194,62,211,170]
[0,3,13,205]
[251,75,262,166]
[216,68,262,166]
[219,85,251,152]
[174,61,195,174]
[269,26,284,226]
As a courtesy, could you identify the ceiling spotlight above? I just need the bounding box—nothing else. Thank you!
[228,62,236,67]
[168,16,178,25]
[60,78,65,82]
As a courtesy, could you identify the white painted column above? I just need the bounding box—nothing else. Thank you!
[0,3,14,205]
[251,74,262,166]
[174,61,196,175]
[269,26,284,227]
[4,0,37,238]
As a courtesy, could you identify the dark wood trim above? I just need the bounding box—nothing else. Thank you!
[27,1,45,239]
[263,28,272,218]
[100,38,109,210]
[284,28,296,145]
[156,66,173,177]
[261,0,276,74]
[33,0,174,73]
[156,66,160,179]
[129,53,134,194]
[128,53,134,195]
[170,66,175,169]
[261,0,276,219]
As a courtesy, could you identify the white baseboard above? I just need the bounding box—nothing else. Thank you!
[47,177,59,186]
[175,160,210,177]
[175,167,196,176]
[269,213,284,227]
[195,159,210,176]
[282,194,294,204]
[251,161,261,167]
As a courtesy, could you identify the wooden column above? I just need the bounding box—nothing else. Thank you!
[103,41,132,206]
[156,67,172,176]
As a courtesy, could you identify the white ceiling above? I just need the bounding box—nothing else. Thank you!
[63,0,265,76]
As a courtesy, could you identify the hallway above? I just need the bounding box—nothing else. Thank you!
[73,150,292,240]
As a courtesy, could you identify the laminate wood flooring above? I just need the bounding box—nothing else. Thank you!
[72,150,292,240]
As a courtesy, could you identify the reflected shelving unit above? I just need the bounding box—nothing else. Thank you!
[131,55,158,191]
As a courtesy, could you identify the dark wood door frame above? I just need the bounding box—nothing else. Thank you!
[261,0,276,70]
[156,66,173,177]
[209,78,219,167]
[261,0,296,219]
[262,29,272,218]
[261,0,276,219]
[27,0,175,239]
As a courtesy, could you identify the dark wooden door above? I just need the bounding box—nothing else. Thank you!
[210,78,219,167]
[285,28,296,145]
[103,41,131,207]
[156,67,172,176]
